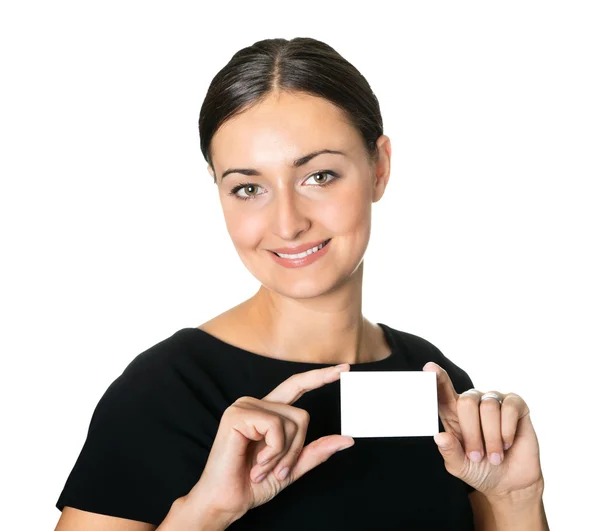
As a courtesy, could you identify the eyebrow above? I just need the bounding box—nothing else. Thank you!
[220,149,347,181]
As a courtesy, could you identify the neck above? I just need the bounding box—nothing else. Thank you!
[240,262,386,365]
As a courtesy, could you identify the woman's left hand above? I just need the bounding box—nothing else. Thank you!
[422,362,544,500]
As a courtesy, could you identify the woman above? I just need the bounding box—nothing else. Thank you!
[55,37,548,530]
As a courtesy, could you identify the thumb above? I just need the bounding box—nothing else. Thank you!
[289,435,355,483]
[433,432,466,475]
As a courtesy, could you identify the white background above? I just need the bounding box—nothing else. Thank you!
[1,1,598,529]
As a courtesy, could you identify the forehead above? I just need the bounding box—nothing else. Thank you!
[210,92,362,166]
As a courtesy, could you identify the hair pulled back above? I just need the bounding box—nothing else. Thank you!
[198,37,384,183]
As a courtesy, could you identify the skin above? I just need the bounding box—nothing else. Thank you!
[54,90,547,531]
[207,89,392,365]
[204,89,547,528]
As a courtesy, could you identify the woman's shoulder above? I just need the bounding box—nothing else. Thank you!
[92,330,188,410]
[113,327,191,383]
[102,312,256,404]
[383,324,444,355]
[56,328,219,526]
[382,323,475,392]
[192,304,270,355]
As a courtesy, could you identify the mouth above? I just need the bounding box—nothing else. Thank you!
[270,238,331,259]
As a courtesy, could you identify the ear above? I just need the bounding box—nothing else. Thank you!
[372,135,392,203]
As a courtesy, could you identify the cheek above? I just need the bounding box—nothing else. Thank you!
[321,186,371,233]
[224,208,266,247]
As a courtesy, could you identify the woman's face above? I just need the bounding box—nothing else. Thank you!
[209,91,389,299]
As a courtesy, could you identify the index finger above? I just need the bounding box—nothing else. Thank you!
[262,363,350,405]
[422,361,459,410]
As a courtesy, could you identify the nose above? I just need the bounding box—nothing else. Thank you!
[270,187,311,241]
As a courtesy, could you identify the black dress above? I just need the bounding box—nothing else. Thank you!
[56,323,476,530]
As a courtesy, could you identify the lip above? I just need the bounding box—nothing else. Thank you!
[269,238,331,268]
[269,238,331,254]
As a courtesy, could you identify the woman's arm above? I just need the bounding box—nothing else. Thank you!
[55,506,157,531]
[55,498,233,531]
[156,496,236,531]
[470,484,549,531]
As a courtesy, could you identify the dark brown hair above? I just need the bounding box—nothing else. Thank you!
[198,37,384,183]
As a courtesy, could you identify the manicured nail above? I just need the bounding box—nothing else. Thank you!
[335,364,348,370]
[278,467,290,480]
[489,452,503,465]
[469,451,482,462]
[503,442,512,450]
[255,473,266,483]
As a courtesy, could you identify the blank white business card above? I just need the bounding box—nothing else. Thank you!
[340,371,439,437]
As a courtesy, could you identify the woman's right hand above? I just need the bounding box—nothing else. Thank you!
[178,363,355,526]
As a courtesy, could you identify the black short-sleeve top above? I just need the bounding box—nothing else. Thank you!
[56,323,476,529]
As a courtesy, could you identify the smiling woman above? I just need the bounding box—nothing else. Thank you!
[54,37,547,531]
[207,87,386,306]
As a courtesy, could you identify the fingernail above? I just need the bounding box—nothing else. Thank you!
[335,364,348,370]
[503,442,512,450]
[255,473,266,483]
[278,467,290,480]
[469,451,482,462]
[489,452,503,465]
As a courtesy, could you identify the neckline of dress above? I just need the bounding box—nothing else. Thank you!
[184,322,400,368]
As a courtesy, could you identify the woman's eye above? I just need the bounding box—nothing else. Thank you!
[229,183,264,200]
[228,171,339,201]
[305,171,338,186]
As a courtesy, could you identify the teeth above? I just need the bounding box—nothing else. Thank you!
[276,240,328,259]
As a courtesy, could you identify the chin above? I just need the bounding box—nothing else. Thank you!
[267,281,339,300]
[261,266,358,300]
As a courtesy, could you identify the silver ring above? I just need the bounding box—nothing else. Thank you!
[480,392,503,405]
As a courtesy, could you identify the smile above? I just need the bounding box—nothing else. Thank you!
[273,239,331,259]
[269,238,332,269]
